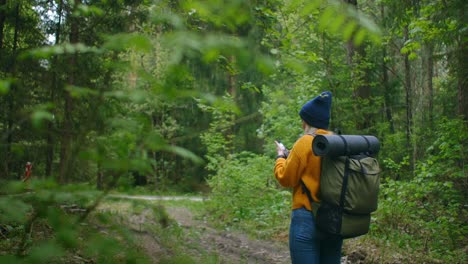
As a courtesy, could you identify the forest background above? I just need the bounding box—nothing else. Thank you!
[0,0,466,263]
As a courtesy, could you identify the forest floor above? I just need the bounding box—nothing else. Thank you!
[111,195,366,264]
[162,205,290,263]
[110,195,290,263]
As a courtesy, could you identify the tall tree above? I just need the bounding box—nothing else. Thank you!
[380,2,395,132]
[343,0,373,130]
[456,3,467,120]
[3,1,20,177]
[46,0,63,177]
[425,43,434,128]
[58,0,81,182]
[0,0,6,52]
[403,25,413,152]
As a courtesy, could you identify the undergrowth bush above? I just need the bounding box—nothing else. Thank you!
[373,118,467,263]
[205,152,290,237]
[0,179,149,263]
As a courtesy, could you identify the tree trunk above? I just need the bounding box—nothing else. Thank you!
[457,7,467,120]
[403,26,413,167]
[227,55,237,99]
[0,0,5,177]
[152,111,162,191]
[380,4,394,133]
[426,43,434,129]
[59,0,80,182]
[0,0,6,52]
[46,0,63,177]
[343,0,371,130]
[382,45,394,133]
[4,2,20,178]
[93,56,114,190]
[343,0,358,66]
[97,164,103,190]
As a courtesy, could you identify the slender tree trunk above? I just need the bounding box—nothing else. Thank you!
[458,41,467,121]
[94,57,113,190]
[343,0,358,66]
[46,0,63,177]
[227,55,237,99]
[403,26,413,168]
[4,2,20,178]
[97,164,103,190]
[152,113,161,190]
[426,43,434,129]
[59,0,80,182]
[380,4,394,133]
[343,0,371,130]
[457,7,467,120]
[0,0,5,177]
[382,46,394,133]
[322,33,335,92]
[0,0,6,52]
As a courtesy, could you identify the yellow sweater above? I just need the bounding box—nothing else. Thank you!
[274,129,330,211]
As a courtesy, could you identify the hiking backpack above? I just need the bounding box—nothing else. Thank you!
[302,134,381,239]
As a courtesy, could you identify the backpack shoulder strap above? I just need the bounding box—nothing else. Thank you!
[300,179,319,217]
[300,179,315,203]
[301,131,318,202]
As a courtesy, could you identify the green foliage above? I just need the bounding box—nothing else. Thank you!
[424,118,467,183]
[258,80,322,156]
[27,242,65,263]
[376,176,465,261]
[380,130,408,159]
[22,43,102,59]
[198,94,238,173]
[0,79,11,95]
[0,179,148,263]
[373,118,467,262]
[285,0,381,45]
[0,196,31,223]
[205,152,289,237]
[381,155,410,180]
[0,0,466,261]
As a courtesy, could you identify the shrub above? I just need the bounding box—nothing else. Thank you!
[0,179,148,263]
[205,152,290,236]
[373,118,467,262]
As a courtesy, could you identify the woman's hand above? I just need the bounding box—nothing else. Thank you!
[275,141,287,157]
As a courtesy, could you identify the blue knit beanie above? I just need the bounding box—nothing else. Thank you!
[299,91,332,129]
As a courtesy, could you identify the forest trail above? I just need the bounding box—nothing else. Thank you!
[117,195,359,264]
[109,194,205,202]
[116,194,291,263]
[167,206,290,263]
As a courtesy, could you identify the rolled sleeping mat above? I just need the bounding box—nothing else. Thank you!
[312,135,380,157]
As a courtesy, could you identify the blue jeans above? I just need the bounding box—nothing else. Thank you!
[289,207,343,264]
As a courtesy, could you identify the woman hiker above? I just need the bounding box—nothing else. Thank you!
[274,91,343,263]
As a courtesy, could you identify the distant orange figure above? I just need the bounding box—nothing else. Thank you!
[22,162,33,182]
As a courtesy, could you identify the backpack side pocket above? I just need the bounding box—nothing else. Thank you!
[315,201,343,236]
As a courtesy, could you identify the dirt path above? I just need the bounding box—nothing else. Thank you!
[117,195,358,263]
[167,206,290,264]
[109,194,204,202]
[114,195,290,263]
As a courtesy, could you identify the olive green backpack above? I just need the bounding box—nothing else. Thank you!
[301,135,381,239]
